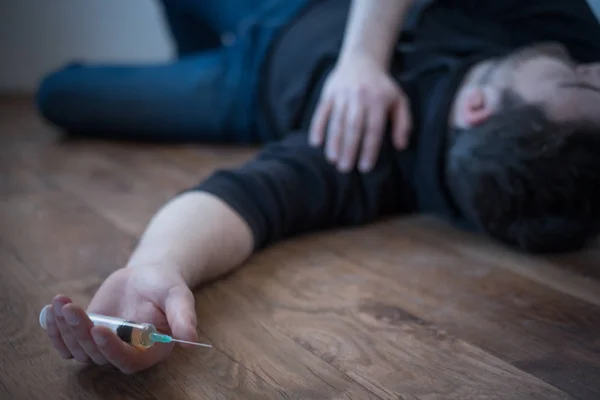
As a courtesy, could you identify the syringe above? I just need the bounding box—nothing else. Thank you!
[39,305,212,349]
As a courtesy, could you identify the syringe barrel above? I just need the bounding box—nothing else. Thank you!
[39,306,158,348]
[87,313,158,348]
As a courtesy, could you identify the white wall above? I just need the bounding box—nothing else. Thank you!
[1,0,599,93]
[0,0,174,93]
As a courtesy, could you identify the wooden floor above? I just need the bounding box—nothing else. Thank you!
[1,99,599,400]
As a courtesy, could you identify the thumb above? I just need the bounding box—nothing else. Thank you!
[164,285,198,346]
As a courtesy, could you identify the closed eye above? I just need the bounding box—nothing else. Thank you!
[559,82,600,94]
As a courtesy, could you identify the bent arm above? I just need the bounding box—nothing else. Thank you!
[126,133,401,289]
[338,0,416,67]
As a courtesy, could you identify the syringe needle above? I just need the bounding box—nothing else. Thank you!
[149,332,212,347]
[170,338,212,347]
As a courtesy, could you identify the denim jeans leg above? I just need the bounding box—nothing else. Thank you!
[158,0,222,56]
[215,0,312,142]
[35,0,312,143]
[36,49,250,142]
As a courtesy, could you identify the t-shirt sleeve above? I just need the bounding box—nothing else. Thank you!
[190,132,405,250]
[436,0,600,62]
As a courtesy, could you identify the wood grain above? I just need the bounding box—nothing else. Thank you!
[215,243,574,400]
[317,219,600,398]
[0,192,137,288]
[196,279,382,399]
[2,98,598,399]
[411,217,600,307]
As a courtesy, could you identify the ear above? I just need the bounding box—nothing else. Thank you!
[462,87,495,127]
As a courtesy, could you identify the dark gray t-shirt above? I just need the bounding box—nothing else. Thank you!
[195,0,600,250]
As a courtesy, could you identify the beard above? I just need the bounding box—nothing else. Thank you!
[499,42,574,70]
[479,42,574,86]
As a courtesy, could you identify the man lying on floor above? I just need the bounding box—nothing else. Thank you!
[41,0,600,374]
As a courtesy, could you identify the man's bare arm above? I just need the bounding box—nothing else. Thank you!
[338,0,416,67]
[125,191,255,287]
[102,2,419,290]
[41,133,401,373]
[309,0,415,173]
[127,129,402,289]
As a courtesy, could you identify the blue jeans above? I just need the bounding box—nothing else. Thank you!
[36,0,309,143]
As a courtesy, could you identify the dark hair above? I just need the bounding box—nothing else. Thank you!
[445,98,600,253]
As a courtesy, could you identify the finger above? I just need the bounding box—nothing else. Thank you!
[164,286,199,348]
[391,96,413,149]
[44,305,73,359]
[91,326,156,375]
[61,304,108,365]
[309,97,333,147]
[338,100,365,172]
[52,295,90,363]
[325,100,347,163]
[359,106,388,173]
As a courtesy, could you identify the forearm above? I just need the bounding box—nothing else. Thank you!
[339,0,415,67]
[121,130,393,288]
[125,191,254,288]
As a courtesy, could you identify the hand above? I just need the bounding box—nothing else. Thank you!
[309,56,412,173]
[43,266,198,374]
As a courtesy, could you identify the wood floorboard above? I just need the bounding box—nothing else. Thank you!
[0,379,14,400]
[199,244,574,400]
[0,191,138,289]
[196,284,383,399]
[2,99,598,399]
[316,221,600,398]
[406,218,600,307]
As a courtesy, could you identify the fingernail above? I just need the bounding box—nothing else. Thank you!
[326,149,337,161]
[359,161,371,172]
[91,330,107,346]
[62,308,79,325]
[339,160,351,172]
[53,303,63,318]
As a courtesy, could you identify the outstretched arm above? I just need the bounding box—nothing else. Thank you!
[309,0,415,174]
[42,191,255,374]
[43,133,402,374]
[125,191,254,287]
[125,131,400,289]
